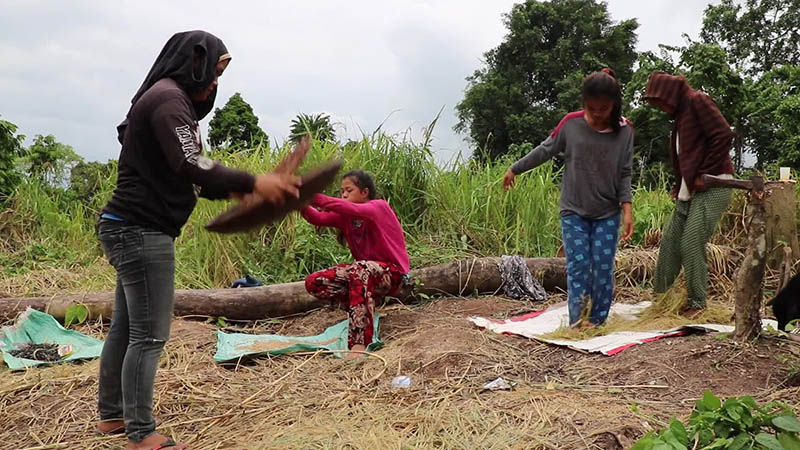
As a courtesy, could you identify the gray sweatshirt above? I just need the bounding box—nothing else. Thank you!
[510,112,633,220]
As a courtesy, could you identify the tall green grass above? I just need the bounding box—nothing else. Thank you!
[0,133,674,295]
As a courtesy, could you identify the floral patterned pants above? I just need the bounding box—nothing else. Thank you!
[305,261,405,349]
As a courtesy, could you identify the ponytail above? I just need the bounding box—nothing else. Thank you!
[600,67,617,79]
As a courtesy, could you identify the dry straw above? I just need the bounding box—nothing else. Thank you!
[1,291,798,449]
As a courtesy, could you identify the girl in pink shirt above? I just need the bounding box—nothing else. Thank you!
[301,170,409,359]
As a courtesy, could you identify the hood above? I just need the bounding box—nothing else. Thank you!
[644,71,689,117]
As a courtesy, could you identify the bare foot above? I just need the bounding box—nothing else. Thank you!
[570,320,596,330]
[126,433,186,450]
[681,307,704,320]
[96,419,125,435]
[344,344,367,360]
[98,417,161,435]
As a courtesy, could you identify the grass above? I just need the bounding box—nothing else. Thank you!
[1,131,682,297]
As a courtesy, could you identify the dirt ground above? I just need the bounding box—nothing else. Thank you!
[1,294,798,449]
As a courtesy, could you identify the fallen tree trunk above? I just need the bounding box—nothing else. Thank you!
[0,257,567,323]
[0,246,741,323]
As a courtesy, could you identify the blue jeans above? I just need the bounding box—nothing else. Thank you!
[561,213,620,325]
[97,219,175,442]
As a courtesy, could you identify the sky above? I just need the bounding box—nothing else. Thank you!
[0,0,714,164]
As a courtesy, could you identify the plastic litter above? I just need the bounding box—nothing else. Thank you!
[391,375,412,389]
[483,377,515,391]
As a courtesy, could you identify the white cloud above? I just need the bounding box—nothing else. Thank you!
[0,0,711,164]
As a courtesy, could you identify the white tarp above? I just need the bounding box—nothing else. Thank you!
[468,302,778,356]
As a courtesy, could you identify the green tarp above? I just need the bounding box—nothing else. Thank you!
[1,309,383,368]
[214,316,383,362]
[0,308,104,370]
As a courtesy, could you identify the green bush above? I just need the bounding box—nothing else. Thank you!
[632,390,800,450]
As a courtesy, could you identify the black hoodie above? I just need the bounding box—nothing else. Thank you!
[103,31,255,237]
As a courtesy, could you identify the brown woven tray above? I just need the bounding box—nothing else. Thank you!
[205,160,342,234]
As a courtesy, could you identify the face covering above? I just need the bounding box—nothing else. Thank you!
[117,30,230,143]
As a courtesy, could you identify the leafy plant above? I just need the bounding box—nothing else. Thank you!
[632,391,800,450]
[208,93,268,150]
[0,116,26,198]
[22,134,82,188]
[64,304,89,328]
[289,113,335,143]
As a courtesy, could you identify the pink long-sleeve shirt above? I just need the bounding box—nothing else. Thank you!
[300,194,410,273]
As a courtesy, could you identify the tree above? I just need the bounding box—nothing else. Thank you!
[623,42,748,182]
[454,0,639,162]
[289,113,335,143]
[700,0,800,168]
[743,66,800,168]
[208,93,268,150]
[676,44,746,125]
[776,96,800,167]
[767,65,800,167]
[622,50,677,186]
[677,42,747,170]
[68,160,116,206]
[0,116,25,198]
[22,134,82,188]
[701,0,800,76]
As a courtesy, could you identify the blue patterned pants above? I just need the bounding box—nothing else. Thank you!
[561,213,620,325]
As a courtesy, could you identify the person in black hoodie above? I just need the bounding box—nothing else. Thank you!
[95,31,299,450]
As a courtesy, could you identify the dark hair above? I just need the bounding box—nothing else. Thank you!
[342,169,377,200]
[582,68,623,133]
[337,170,377,246]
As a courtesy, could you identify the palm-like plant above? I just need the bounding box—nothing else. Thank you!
[289,113,335,143]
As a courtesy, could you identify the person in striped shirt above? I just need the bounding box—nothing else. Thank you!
[644,71,735,317]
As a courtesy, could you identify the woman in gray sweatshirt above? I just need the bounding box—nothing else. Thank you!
[504,69,634,328]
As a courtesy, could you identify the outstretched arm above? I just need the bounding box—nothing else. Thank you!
[300,206,345,228]
[310,194,385,221]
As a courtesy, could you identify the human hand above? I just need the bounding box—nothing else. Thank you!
[254,173,301,205]
[503,170,516,190]
[621,203,634,240]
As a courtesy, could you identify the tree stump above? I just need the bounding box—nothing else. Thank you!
[764,182,799,269]
[733,177,766,341]
[703,175,768,342]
